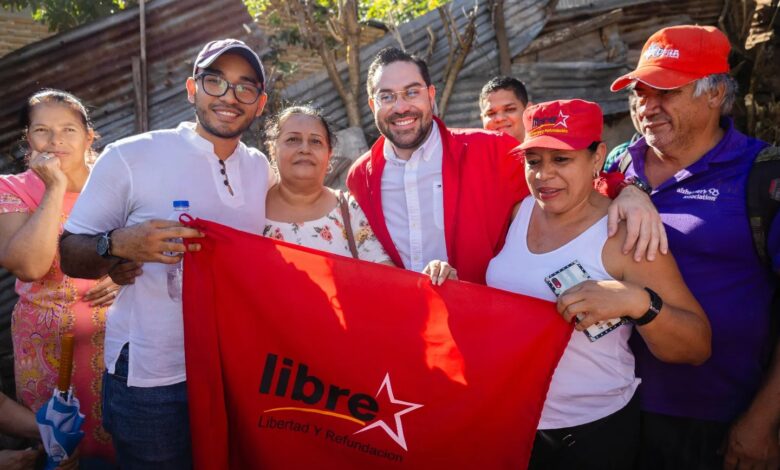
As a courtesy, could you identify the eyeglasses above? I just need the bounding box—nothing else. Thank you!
[195,72,263,105]
[372,86,428,108]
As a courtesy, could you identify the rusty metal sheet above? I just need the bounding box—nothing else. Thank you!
[0,0,265,173]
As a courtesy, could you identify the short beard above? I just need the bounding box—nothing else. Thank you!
[377,113,432,150]
[194,101,252,139]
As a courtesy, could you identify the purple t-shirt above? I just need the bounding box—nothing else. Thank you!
[623,118,777,423]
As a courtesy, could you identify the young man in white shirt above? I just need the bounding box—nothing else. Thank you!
[59,39,273,468]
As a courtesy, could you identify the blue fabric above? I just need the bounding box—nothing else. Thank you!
[36,390,85,469]
[102,344,192,469]
[622,118,777,422]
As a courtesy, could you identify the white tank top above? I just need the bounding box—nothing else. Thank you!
[486,196,640,429]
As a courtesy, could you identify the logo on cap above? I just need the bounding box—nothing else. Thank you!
[644,42,680,60]
[530,111,570,136]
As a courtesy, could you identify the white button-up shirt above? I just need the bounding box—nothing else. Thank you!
[65,122,273,387]
[381,125,448,272]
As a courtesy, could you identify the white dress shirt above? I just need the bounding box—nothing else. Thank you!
[380,125,448,272]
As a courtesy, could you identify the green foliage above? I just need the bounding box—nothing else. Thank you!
[1,0,136,32]
[362,0,448,24]
[243,0,271,19]
[242,0,446,85]
[243,0,446,25]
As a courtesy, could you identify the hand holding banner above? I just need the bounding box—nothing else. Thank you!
[183,219,571,469]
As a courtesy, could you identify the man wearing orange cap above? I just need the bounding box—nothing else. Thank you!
[611,25,780,469]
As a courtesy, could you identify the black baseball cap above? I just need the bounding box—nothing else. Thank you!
[193,39,265,88]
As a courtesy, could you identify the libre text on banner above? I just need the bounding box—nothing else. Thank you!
[182,218,572,469]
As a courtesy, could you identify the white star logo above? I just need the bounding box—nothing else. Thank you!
[555,110,569,128]
[353,373,423,451]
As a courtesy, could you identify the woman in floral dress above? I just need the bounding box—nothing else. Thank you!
[263,106,393,264]
[0,90,119,465]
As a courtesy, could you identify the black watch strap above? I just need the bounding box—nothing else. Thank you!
[630,287,663,326]
[627,176,653,196]
[97,229,117,259]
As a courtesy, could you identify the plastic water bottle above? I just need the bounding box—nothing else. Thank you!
[167,200,190,301]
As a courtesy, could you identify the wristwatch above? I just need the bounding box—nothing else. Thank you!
[627,287,663,326]
[621,175,653,196]
[96,230,116,258]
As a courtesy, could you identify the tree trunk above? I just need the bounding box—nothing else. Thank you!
[492,0,511,75]
[341,0,363,128]
[284,0,362,128]
[438,6,478,119]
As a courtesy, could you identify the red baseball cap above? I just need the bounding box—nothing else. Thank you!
[519,99,603,151]
[611,25,730,92]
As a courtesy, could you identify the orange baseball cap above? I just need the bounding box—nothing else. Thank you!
[610,25,730,92]
[519,99,603,151]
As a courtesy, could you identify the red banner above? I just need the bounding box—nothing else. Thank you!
[183,219,572,469]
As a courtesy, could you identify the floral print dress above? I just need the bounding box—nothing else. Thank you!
[0,170,114,462]
[263,192,391,264]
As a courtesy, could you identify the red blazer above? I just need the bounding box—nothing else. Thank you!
[347,117,529,285]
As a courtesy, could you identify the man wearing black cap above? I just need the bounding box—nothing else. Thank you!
[58,39,273,468]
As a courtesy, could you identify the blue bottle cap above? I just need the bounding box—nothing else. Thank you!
[173,200,190,209]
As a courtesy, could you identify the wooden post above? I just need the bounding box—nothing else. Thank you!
[132,57,145,133]
[138,0,148,132]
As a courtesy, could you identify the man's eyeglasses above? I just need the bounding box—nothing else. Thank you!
[372,86,428,108]
[195,72,263,105]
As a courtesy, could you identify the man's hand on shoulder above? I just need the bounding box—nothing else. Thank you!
[111,220,203,263]
[607,185,668,262]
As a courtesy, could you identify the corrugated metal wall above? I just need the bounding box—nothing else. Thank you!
[0,0,266,174]
[281,0,724,143]
[282,0,552,141]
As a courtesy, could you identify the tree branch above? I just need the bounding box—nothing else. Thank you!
[438,4,478,118]
[424,25,436,63]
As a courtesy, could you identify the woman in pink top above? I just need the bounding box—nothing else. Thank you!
[0,90,121,465]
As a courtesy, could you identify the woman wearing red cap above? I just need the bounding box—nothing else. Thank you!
[485,99,711,469]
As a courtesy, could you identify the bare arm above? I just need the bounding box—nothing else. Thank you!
[607,185,669,262]
[0,153,67,281]
[558,223,710,365]
[59,231,118,279]
[60,220,203,279]
[0,392,39,439]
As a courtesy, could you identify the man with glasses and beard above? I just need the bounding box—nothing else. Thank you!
[348,47,667,285]
[58,39,274,468]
